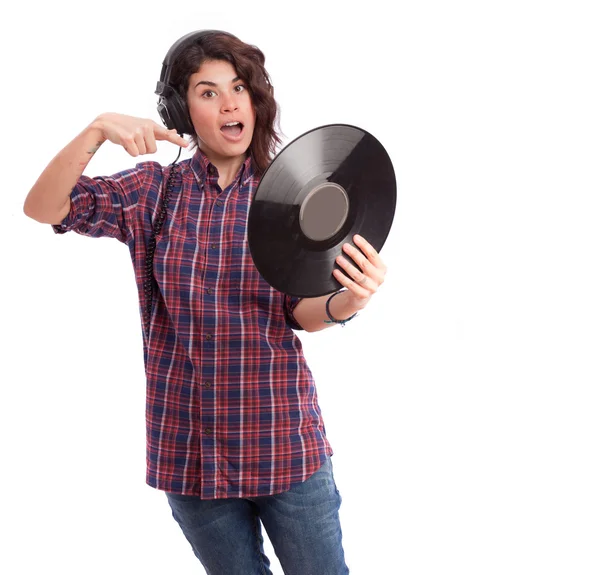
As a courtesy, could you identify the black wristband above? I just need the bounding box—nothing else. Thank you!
[324,290,358,327]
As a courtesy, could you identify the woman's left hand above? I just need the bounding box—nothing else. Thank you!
[333,234,387,310]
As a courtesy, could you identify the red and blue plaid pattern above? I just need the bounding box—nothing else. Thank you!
[53,149,332,498]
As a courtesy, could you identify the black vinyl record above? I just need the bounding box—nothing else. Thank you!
[248,123,396,297]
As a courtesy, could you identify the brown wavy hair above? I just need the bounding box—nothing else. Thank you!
[169,31,281,173]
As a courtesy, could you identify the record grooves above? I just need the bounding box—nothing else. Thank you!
[248,124,396,297]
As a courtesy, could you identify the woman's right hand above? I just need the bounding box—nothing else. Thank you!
[93,112,189,157]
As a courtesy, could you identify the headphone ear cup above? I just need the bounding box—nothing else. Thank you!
[157,89,195,136]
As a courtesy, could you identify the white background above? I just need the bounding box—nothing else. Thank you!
[2,0,599,573]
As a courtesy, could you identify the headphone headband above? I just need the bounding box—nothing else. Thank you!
[158,29,229,86]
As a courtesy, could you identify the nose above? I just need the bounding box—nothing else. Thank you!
[221,92,238,113]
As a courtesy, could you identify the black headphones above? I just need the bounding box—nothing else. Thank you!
[155,29,232,135]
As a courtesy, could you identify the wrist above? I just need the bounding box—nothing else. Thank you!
[324,290,359,326]
[87,115,109,144]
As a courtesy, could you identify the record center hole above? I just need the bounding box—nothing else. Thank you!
[299,182,349,242]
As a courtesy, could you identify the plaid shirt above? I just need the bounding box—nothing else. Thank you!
[53,149,332,498]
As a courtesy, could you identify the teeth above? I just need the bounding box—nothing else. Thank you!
[224,122,240,127]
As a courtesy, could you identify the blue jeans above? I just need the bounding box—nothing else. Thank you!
[165,456,349,574]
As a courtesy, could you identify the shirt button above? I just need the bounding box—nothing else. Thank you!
[216,200,223,207]
[204,427,212,435]
[211,243,217,249]
[206,287,213,295]
[204,381,211,389]
[205,334,212,341]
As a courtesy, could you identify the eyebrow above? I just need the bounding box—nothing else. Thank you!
[194,76,241,89]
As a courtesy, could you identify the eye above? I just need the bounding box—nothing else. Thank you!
[202,90,217,98]
[234,84,246,93]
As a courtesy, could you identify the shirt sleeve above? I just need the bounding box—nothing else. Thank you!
[51,162,160,244]
[284,295,304,330]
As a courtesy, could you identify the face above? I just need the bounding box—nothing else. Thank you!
[186,59,255,162]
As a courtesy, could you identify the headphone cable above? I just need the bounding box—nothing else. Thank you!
[143,143,184,339]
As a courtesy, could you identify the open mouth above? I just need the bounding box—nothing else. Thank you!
[220,121,244,138]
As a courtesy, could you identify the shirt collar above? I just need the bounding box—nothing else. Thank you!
[190,148,255,187]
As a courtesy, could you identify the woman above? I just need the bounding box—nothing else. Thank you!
[23,29,387,574]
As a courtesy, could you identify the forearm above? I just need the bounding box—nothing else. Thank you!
[292,290,360,332]
[23,120,106,224]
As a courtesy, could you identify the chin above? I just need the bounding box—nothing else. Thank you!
[221,144,249,158]
[225,139,252,156]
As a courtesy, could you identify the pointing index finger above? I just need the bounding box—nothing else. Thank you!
[153,124,189,147]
